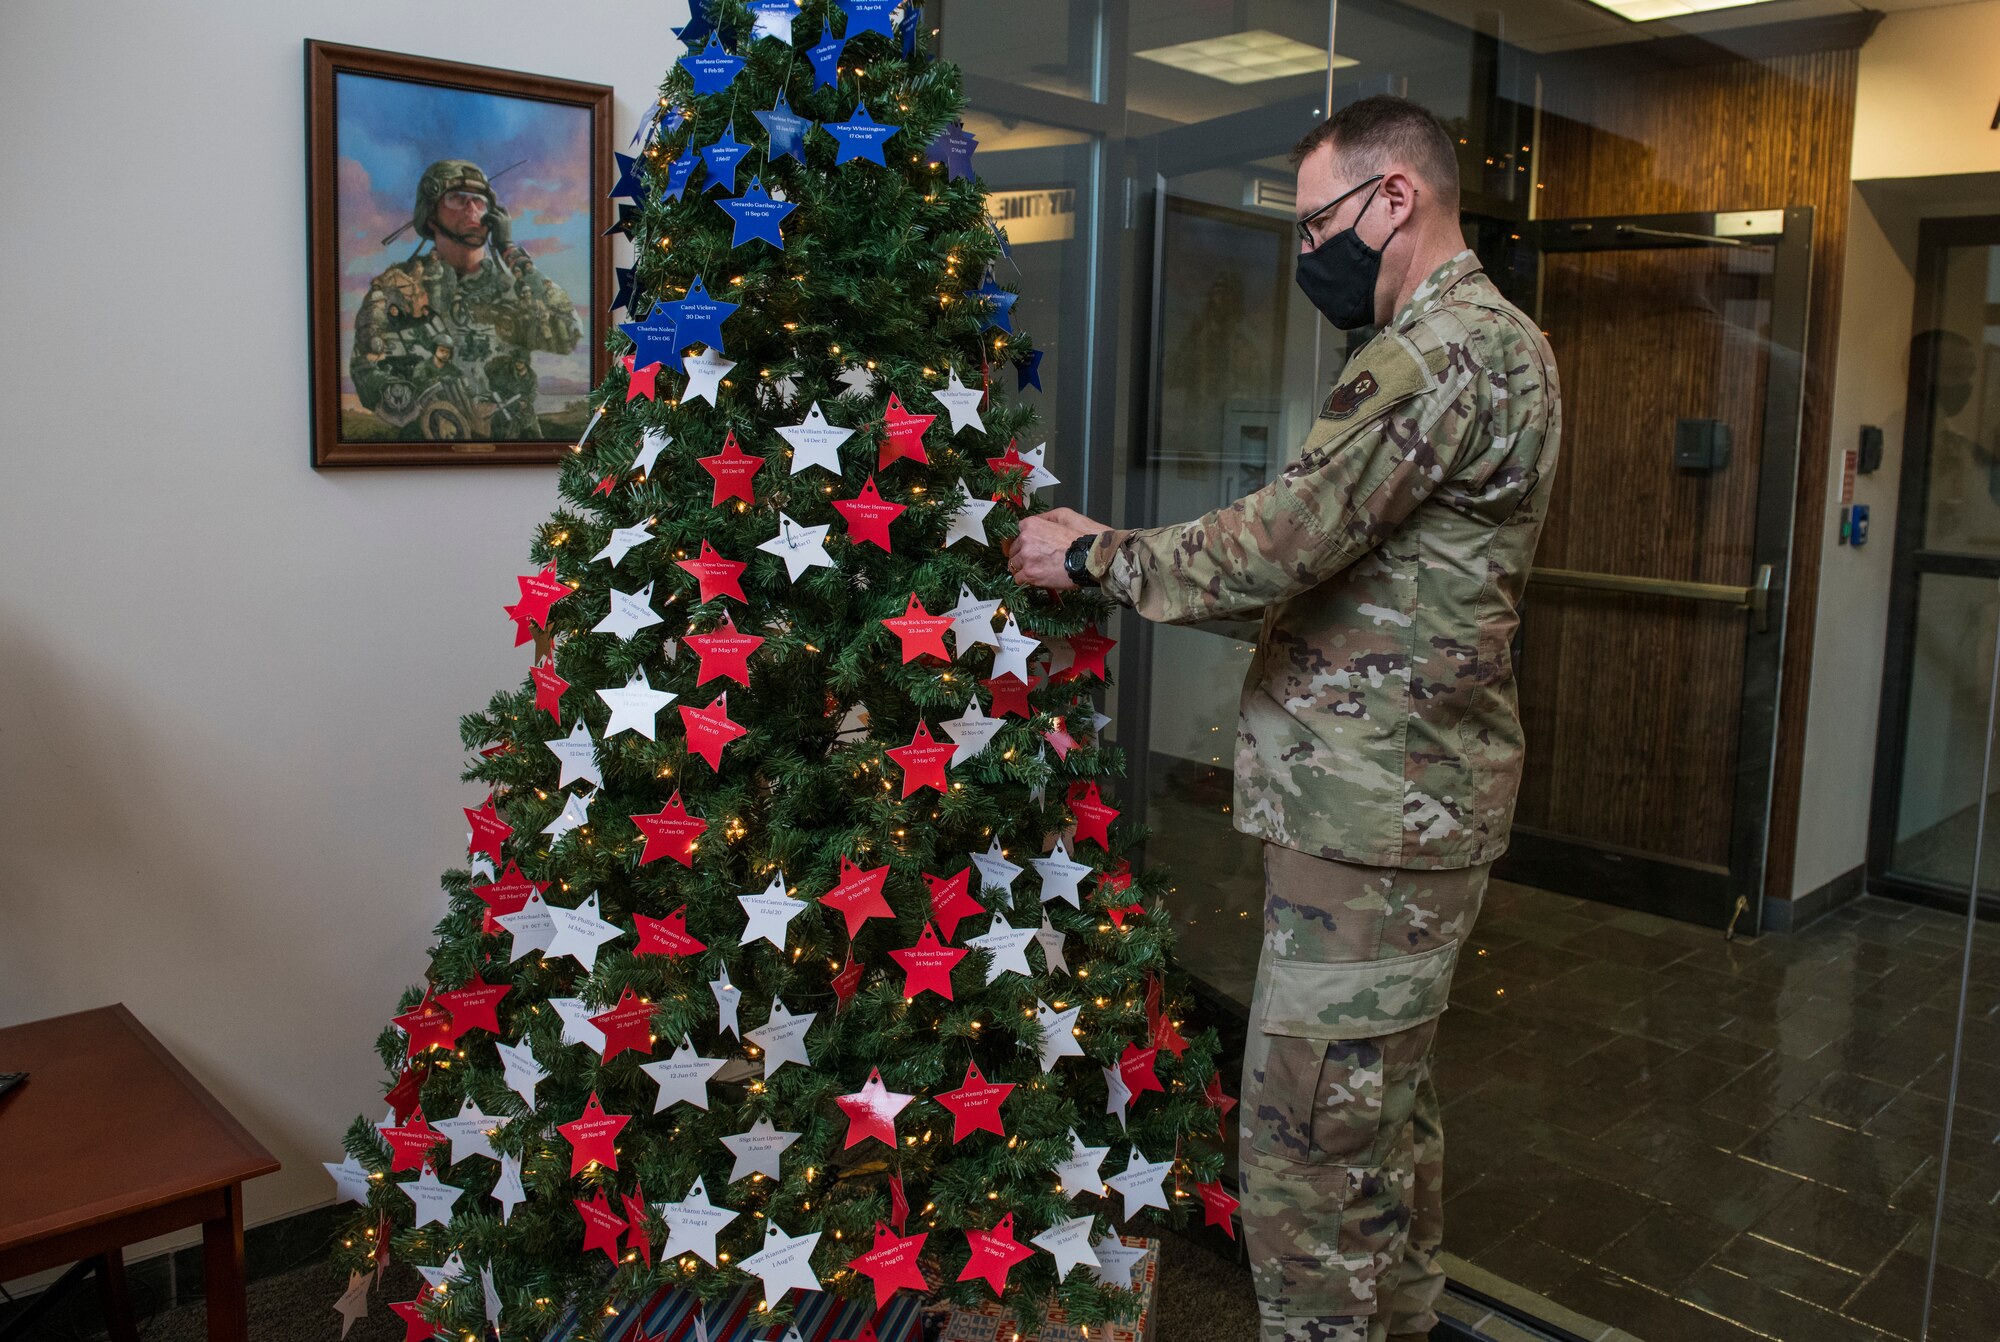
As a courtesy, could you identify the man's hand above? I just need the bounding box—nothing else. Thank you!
[1007,507,1109,591]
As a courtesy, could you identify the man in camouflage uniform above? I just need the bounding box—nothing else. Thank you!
[1010,96,1560,1342]
[349,159,582,441]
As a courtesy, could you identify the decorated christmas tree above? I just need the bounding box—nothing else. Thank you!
[326,4,1234,1338]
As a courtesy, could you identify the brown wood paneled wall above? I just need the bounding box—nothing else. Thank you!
[1533,41,1863,907]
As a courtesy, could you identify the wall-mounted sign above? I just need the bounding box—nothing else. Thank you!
[987,188,1076,245]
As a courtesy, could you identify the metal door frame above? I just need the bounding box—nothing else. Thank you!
[1495,207,1814,933]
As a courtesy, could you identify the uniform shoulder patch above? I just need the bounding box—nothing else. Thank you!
[1318,334,1430,421]
[1322,370,1379,419]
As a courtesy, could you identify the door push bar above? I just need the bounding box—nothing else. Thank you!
[1529,563,1774,633]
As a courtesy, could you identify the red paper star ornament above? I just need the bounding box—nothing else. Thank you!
[464,801,512,865]
[632,791,708,867]
[389,1291,438,1342]
[622,1188,654,1263]
[836,1067,916,1150]
[1118,1042,1164,1099]
[590,986,658,1063]
[558,1092,630,1174]
[679,692,747,771]
[959,1214,1035,1296]
[685,612,764,687]
[936,1060,1014,1143]
[888,1170,910,1234]
[879,393,935,470]
[1197,1179,1241,1238]
[980,672,1036,719]
[923,867,984,942]
[575,1191,627,1263]
[887,721,954,797]
[831,951,864,1011]
[1043,722,1077,760]
[392,989,460,1058]
[530,661,569,724]
[437,974,510,1037]
[623,353,662,402]
[880,595,952,663]
[985,443,1030,504]
[380,1109,447,1172]
[1070,782,1119,849]
[821,855,893,938]
[1062,624,1117,681]
[833,475,906,551]
[891,922,966,1001]
[1203,1070,1239,1122]
[634,905,708,957]
[510,565,570,631]
[676,540,748,605]
[697,430,764,506]
[472,861,547,934]
[385,1063,428,1123]
[848,1223,930,1309]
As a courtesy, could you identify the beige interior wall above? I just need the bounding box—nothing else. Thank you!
[1791,188,1910,897]
[1788,2,2000,898]
[1850,0,2000,183]
[0,0,684,1273]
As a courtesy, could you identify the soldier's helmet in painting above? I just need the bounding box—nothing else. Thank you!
[412,159,510,248]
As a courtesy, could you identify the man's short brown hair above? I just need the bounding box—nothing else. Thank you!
[1291,95,1460,211]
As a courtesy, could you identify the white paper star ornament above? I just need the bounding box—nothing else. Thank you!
[967,919,1036,984]
[658,1176,740,1265]
[758,513,836,581]
[1105,1147,1172,1218]
[544,718,603,788]
[943,478,995,548]
[738,1220,825,1302]
[746,998,817,1075]
[931,368,985,434]
[721,1116,801,1181]
[738,871,806,949]
[594,581,665,641]
[682,347,737,406]
[325,1152,371,1205]
[598,669,676,739]
[545,891,622,971]
[1054,1128,1109,1199]
[776,401,852,475]
[642,1035,728,1112]
[399,1165,463,1227]
[1038,999,1085,1072]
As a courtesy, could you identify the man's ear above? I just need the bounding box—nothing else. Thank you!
[1379,169,1419,224]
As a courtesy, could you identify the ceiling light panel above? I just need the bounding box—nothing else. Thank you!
[1135,30,1353,85]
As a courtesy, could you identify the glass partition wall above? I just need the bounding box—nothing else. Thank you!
[938,2,1991,1338]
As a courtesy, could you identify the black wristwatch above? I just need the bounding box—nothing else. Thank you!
[1064,533,1101,587]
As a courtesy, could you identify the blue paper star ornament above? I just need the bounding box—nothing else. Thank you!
[661,275,739,353]
[664,149,699,201]
[700,123,752,194]
[839,0,898,39]
[807,36,844,90]
[966,271,1018,332]
[926,122,977,182]
[619,309,683,374]
[680,37,745,96]
[718,178,796,249]
[755,93,813,164]
[609,152,645,200]
[826,103,899,166]
[749,0,795,43]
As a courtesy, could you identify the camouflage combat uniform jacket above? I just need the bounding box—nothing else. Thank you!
[350,249,581,441]
[1087,251,1560,869]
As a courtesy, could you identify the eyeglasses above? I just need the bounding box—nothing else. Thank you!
[1295,173,1383,246]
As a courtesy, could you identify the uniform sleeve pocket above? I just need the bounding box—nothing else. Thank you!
[1259,942,1460,1041]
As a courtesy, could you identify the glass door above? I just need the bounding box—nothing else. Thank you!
[1493,210,1814,932]
[1873,217,2000,914]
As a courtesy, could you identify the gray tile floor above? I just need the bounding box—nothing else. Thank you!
[1438,884,2000,1342]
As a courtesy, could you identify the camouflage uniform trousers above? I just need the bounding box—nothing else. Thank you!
[1239,842,1489,1342]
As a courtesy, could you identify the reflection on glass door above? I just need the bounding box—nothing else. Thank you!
[1876,218,2000,911]
[1493,211,1812,933]
[1112,3,1336,1015]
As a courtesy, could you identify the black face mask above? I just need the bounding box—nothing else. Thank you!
[1295,181,1396,331]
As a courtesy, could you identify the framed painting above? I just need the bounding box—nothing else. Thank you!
[306,41,613,467]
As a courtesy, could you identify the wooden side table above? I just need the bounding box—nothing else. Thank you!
[0,1005,280,1342]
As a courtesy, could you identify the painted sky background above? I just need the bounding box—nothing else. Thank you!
[335,71,593,403]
